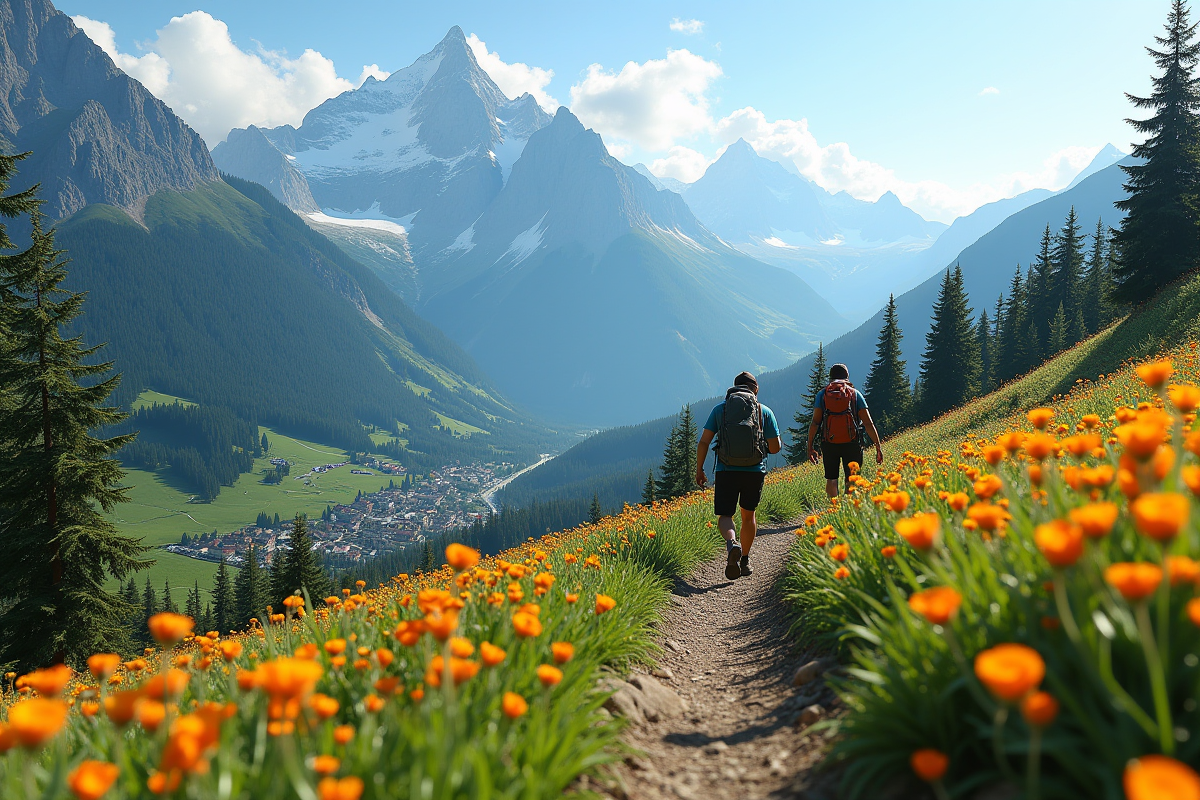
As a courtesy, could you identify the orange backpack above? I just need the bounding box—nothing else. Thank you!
[821,381,859,444]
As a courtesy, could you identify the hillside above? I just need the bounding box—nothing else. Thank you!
[57,177,558,467]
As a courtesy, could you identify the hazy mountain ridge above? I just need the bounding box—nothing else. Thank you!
[0,0,216,219]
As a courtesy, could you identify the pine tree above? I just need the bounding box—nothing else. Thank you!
[589,493,603,524]
[122,577,142,637]
[212,558,236,634]
[863,295,911,434]
[1082,217,1110,334]
[1114,0,1200,302]
[185,580,202,621]
[1047,303,1069,356]
[261,432,270,452]
[200,602,214,635]
[142,576,159,634]
[785,343,827,464]
[1070,309,1087,345]
[279,515,331,605]
[641,469,656,505]
[234,543,269,626]
[161,579,177,614]
[997,267,1028,382]
[1029,226,1054,355]
[918,267,980,420]
[976,309,995,394]
[1050,206,1087,331]
[655,405,698,499]
[0,208,148,666]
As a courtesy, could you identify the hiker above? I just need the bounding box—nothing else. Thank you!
[806,363,883,498]
[694,371,782,580]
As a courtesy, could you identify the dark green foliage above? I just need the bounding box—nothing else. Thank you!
[1047,302,1069,356]
[918,266,979,420]
[161,579,177,614]
[863,296,911,435]
[655,405,698,499]
[261,432,269,452]
[997,268,1030,383]
[1083,218,1114,333]
[0,200,148,668]
[185,581,202,621]
[1049,206,1087,330]
[786,343,826,464]
[976,309,994,396]
[641,469,655,506]
[1030,225,1054,352]
[589,493,603,524]
[212,558,235,635]
[275,515,331,607]
[114,402,259,500]
[234,544,270,628]
[142,576,158,640]
[1114,0,1200,302]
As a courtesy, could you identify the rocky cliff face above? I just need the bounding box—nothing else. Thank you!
[0,0,216,218]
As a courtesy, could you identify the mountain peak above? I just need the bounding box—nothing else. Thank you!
[441,26,467,44]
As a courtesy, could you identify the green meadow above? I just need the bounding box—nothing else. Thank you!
[110,392,406,596]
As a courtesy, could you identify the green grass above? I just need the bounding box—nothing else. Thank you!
[434,412,487,436]
[111,395,410,594]
[130,390,196,410]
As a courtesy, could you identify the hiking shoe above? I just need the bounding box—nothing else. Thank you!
[725,544,742,580]
[740,555,753,577]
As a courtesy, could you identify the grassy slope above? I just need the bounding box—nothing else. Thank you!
[112,394,411,595]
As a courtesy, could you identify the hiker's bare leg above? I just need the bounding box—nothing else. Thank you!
[740,507,757,555]
[718,515,736,544]
[825,478,838,498]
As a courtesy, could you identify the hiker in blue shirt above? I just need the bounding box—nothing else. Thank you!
[695,372,782,580]
[806,363,883,499]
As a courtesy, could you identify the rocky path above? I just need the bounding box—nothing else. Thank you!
[594,523,842,800]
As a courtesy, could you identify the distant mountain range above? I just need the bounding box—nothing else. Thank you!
[2,0,555,469]
[214,27,847,426]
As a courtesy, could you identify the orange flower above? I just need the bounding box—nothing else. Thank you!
[997,431,1025,452]
[1105,562,1163,602]
[449,637,475,658]
[833,566,850,579]
[981,445,1005,466]
[1170,383,1200,413]
[907,587,962,625]
[1069,502,1118,537]
[1186,466,1200,497]
[21,664,73,696]
[424,609,459,641]
[829,543,849,562]
[974,644,1045,703]
[1168,555,1200,586]
[445,543,480,571]
[595,594,617,615]
[219,640,243,661]
[946,492,970,511]
[502,691,528,718]
[142,669,189,700]
[1027,408,1055,429]
[333,725,354,745]
[7,698,68,748]
[68,760,120,800]
[375,648,394,668]
[881,545,897,558]
[1115,420,1168,460]
[551,642,575,664]
[895,513,941,550]
[87,654,121,681]
[363,694,385,713]
[1023,433,1057,461]
[1124,755,1200,800]
[882,491,911,512]
[973,474,1003,499]
[910,749,949,782]
[512,611,543,638]
[309,693,340,719]
[480,641,507,667]
[1020,691,1059,728]
[324,639,347,655]
[967,503,1011,532]
[394,619,426,647]
[147,612,194,645]
[1131,492,1189,541]
[1136,359,1173,387]
[259,657,324,721]
[1034,520,1084,568]
[312,755,341,775]
[103,690,143,726]
[537,664,564,687]
[1188,598,1200,628]
[138,700,167,732]
[317,776,365,800]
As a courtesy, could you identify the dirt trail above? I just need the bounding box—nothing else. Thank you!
[601,523,840,800]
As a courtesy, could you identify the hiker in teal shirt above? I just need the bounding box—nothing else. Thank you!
[695,371,782,580]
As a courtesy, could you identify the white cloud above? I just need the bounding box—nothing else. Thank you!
[714,106,1102,221]
[979,86,1000,96]
[649,146,712,183]
[569,49,722,152]
[72,12,356,144]
[670,18,705,35]
[466,34,558,111]
[356,64,391,86]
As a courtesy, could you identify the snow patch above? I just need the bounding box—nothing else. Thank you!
[445,223,476,254]
[308,204,412,238]
[763,236,797,249]
[496,215,546,267]
[651,225,706,252]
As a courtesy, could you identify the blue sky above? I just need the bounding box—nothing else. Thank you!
[60,0,1168,221]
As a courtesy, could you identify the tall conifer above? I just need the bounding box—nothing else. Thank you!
[0,209,147,666]
[1082,218,1110,333]
[976,310,995,394]
[185,580,202,621]
[213,557,235,634]
[786,344,826,464]
[161,579,177,614]
[1030,226,1054,354]
[641,470,656,505]
[997,268,1028,382]
[589,494,603,524]
[656,405,698,499]
[863,295,911,433]
[1050,206,1086,332]
[234,543,269,626]
[278,515,331,606]
[1114,0,1200,301]
[918,267,979,420]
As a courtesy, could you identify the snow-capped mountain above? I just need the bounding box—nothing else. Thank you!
[213,26,551,297]
[421,108,846,424]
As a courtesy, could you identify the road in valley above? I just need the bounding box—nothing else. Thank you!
[480,454,555,513]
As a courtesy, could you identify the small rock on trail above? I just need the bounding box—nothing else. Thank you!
[600,524,842,799]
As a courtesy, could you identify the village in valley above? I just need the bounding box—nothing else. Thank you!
[163,457,513,570]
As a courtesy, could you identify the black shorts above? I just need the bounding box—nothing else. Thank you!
[713,471,766,516]
[822,441,863,482]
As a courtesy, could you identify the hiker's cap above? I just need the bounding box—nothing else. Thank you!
[830,363,849,380]
[734,371,758,392]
